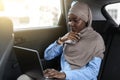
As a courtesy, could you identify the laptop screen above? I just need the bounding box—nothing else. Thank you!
[13,46,44,76]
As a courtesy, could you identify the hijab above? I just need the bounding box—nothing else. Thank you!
[64,1,105,69]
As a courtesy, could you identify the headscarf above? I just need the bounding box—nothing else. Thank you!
[64,1,105,69]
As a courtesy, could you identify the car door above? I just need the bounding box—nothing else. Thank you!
[1,0,69,80]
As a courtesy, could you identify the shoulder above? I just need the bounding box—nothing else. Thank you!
[91,31,104,42]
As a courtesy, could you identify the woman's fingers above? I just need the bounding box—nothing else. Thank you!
[43,69,58,78]
[69,32,80,40]
[44,69,66,79]
[60,32,80,43]
[68,34,80,42]
[43,69,51,74]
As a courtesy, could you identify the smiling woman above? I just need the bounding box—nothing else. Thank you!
[0,0,61,30]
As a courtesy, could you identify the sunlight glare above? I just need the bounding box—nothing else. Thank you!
[0,0,61,29]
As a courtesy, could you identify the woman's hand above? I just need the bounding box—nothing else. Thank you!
[43,69,66,79]
[57,31,80,44]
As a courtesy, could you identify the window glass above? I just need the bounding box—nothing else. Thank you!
[105,3,120,25]
[0,0,61,30]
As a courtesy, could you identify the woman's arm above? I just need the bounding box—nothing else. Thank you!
[63,57,102,80]
[44,41,63,60]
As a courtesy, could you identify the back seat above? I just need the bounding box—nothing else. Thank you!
[92,20,120,80]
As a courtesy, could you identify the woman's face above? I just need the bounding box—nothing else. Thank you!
[68,13,86,33]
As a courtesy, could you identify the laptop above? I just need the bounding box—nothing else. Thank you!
[13,46,56,80]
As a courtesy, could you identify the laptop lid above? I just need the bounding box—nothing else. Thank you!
[13,46,44,76]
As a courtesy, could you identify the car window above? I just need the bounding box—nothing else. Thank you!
[0,0,61,30]
[105,3,120,25]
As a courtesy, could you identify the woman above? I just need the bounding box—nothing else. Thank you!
[43,1,105,80]
[17,1,105,80]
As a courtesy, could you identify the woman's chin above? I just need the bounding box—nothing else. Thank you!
[71,29,76,32]
[72,30,78,33]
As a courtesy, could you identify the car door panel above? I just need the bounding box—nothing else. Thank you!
[14,26,67,58]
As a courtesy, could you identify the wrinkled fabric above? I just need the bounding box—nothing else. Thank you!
[44,41,102,80]
[64,1,105,69]
[69,1,89,23]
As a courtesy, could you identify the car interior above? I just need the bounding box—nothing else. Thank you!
[0,0,120,80]
[0,17,14,80]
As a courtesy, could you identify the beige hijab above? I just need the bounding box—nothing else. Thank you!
[64,1,105,69]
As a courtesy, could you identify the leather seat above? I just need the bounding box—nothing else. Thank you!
[0,17,14,80]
